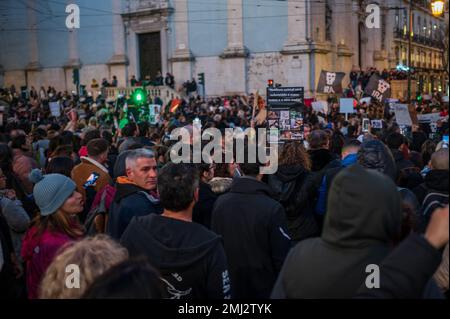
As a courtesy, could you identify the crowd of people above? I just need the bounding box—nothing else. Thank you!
[0,77,449,300]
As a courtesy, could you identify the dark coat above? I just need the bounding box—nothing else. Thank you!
[193,181,218,229]
[271,165,402,299]
[308,149,340,172]
[106,181,161,240]
[357,234,443,299]
[211,176,291,299]
[267,165,319,241]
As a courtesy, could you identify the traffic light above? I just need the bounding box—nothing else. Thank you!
[72,69,79,85]
[198,73,205,86]
[131,88,147,106]
[417,93,423,102]
[268,79,274,87]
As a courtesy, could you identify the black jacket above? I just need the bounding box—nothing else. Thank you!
[193,182,218,229]
[267,165,319,241]
[120,214,230,299]
[357,234,443,299]
[413,170,449,229]
[308,149,340,172]
[211,176,291,299]
[107,182,162,240]
[271,165,402,299]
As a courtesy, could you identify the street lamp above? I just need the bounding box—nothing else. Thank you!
[431,1,445,16]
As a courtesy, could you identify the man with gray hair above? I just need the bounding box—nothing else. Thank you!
[107,148,161,239]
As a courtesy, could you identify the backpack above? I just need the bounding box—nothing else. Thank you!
[84,185,116,235]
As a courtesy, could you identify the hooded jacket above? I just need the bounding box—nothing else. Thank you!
[120,214,230,299]
[308,149,340,172]
[106,177,161,240]
[211,176,291,299]
[21,226,76,299]
[413,170,449,229]
[271,165,402,299]
[267,165,318,241]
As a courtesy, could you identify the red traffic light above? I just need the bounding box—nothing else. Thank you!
[268,79,274,87]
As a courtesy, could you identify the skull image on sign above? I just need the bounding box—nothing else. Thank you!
[326,72,336,86]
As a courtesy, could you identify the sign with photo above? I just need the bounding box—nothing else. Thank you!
[266,108,305,143]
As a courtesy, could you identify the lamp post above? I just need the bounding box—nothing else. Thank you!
[407,1,412,103]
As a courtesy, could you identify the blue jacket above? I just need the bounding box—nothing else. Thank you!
[315,153,358,216]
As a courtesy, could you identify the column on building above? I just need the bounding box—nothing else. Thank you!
[64,0,81,92]
[171,0,194,87]
[107,0,129,87]
[334,0,355,85]
[281,0,311,92]
[219,0,248,95]
[25,0,42,89]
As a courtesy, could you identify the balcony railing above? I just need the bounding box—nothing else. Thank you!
[393,28,444,49]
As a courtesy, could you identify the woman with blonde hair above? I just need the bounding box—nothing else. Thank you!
[39,235,128,299]
[267,141,318,242]
[21,169,84,299]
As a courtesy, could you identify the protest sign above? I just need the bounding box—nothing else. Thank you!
[312,101,328,113]
[364,75,391,103]
[339,98,355,114]
[371,120,383,129]
[49,101,61,117]
[394,104,412,126]
[266,87,304,109]
[317,71,345,94]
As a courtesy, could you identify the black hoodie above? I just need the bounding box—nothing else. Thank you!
[271,164,402,298]
[267,165,319,241]
[211,176,291,299]
[120,214,231,299]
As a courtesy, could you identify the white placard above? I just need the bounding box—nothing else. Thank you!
[49,101,61,117]
[339,98,355,114]
[417,113,443,123]
[394,104,412,126]
[312,101,328,113]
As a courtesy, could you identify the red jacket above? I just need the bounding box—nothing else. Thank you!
[21,226,76,299]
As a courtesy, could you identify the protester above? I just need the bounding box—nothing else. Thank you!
[413,148,449,230]
[121,163,231,299]
[107,149,161,239]
[212,146,291,298]
[21,169,84,299]
[271,164,403,298]
[71,138,112,214]
[267,141,318,241]
[39,235,128,298]
[192,162,218,229]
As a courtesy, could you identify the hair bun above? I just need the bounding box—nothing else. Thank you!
[29,169,44,184]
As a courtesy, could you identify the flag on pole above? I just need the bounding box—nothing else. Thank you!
[169,99,181,113]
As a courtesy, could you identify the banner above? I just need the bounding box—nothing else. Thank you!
[317,71,345,94]
[364,74,392,103]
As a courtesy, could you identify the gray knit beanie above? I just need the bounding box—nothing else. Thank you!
[29,169,76,216]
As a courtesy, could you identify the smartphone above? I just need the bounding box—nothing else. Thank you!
[443,135,449,144]
[83,172,100,189]
[362,118,370,132]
